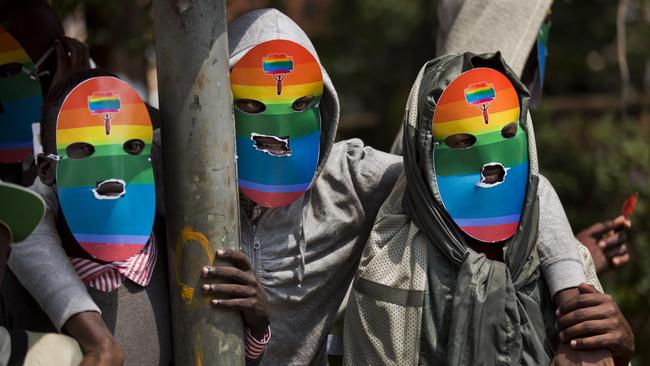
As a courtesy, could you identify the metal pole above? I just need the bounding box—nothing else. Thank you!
[153,1,243,365]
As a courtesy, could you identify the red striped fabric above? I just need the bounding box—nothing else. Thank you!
[244,325,271,359]
[70,234,158,293]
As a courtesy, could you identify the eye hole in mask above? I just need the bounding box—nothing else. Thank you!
[445,133,477,149]
[236,99,266,114]
[501,122,518,138]
[66,142,95,159]
[124,139,145,155]
[291,95,314,112]
[0,62,23,78]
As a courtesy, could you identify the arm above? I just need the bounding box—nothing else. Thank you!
[7,179,100,330]
[556,284,634,366]
[7,180,122,364]
[536,176,618,365]
[536,175,587,296]
[64,312,123,366]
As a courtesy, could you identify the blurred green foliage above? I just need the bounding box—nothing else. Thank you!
[53,0,649,362]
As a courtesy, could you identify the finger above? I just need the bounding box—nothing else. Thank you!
[559,319,615,342]
[75,40,90,69]
[600,231,627,250]
[623,218,632,230]
[211,298,255,308]
[201,266,255,285]
[577,283,598,294]
[54,39,68,68]
[587,220,619,237]
[612,253,630,267]
[613,215,626,227]
[604,243,627,259]
[558,292,607,315]
[202,283,256,298]
[63,37,86,68]
[216,249,252,271]
[571,334,616,350]
[557,305,608,329]
[77,39,90,68]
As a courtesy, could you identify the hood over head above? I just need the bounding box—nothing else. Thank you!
[228,9,340,284]
[228,9,339,197]
[402,52,539,248]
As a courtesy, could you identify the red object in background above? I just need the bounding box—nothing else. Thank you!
[621,192,638,220]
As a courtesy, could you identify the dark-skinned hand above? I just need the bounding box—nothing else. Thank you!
[553,287,614,366]
[556,283,634,366]
[50,36,91,90]
[576,216,631,274]
[63,311,124,366]
[202,249,270,339]
[551,341,614,366]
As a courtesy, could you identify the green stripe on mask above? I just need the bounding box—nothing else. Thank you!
[235,108,320,138]
[58,144,152,159]
[258,95,321,115]
[57,155,154,188]
[436,128,525,150]
[0,65,42,102]
[434,134,528,176]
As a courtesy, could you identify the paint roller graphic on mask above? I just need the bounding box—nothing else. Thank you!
[88,92,121,135]
[464,82,496,124]
[263,53,294,95]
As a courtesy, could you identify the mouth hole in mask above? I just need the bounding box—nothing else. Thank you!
[478,163,507,187]
[251,133,291,157]
[93,179,126,200]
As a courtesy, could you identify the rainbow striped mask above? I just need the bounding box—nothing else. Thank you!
[231,40,323,207]
[432,68,528,243]
[0,27,43,163]
[56,77,155,262]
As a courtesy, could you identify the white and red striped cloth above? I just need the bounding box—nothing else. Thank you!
[245,325,271,359]
[70,237,158,293]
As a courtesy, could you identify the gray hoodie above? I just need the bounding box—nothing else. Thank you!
[229,9,403,364]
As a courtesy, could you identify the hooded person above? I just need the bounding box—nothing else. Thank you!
[201,9,404,364]
[2,69,168,365]
[343,52,633,365]
[2,8,623,366]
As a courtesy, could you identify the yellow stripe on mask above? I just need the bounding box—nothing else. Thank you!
[56,125,153,148]
[433,107,520,140]
[0,48,30,65]
[232,81,323,104]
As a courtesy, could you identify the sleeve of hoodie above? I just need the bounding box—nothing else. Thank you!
[536,174,587,296]
[326,139,403,224]
[7,179,100,331]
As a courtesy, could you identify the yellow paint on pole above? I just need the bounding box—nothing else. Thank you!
[175,226,215,305]
[194,343,203,366]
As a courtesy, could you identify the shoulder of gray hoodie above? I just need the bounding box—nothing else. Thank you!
[7,5,583,365]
